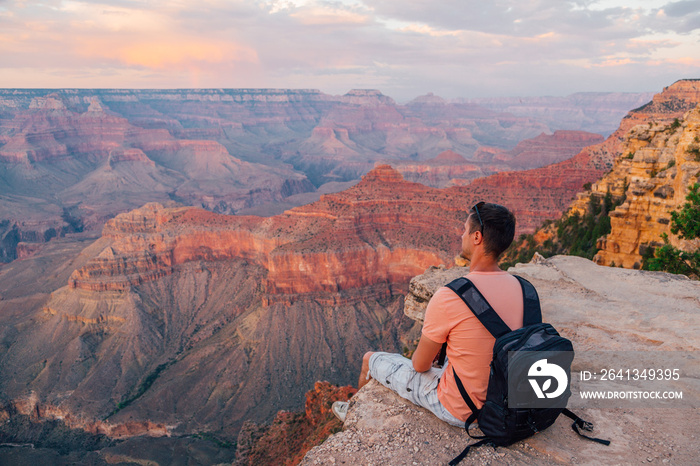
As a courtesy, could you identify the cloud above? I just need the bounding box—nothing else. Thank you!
[654,0,700,33]
[364,0,624,36]
[0,0,698,99]
[290,4,370,25]
[78,37,259,70]
[662,0,700,17]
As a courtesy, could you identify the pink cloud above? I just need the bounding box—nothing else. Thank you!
[290,5,370,26]
[75,36,259,70]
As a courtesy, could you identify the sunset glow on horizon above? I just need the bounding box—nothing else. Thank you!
[1,0,699,100]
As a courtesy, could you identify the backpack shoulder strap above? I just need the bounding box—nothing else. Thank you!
[513,275,542,326]
[445,277,511,339]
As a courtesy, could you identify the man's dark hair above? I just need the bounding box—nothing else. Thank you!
[468,202,516,259]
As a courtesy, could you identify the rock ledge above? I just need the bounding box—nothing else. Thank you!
[303,255,700,465]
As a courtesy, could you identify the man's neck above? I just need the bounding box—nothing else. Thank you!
[467,252,502,273]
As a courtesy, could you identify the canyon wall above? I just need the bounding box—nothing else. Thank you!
[392,130,603,189]
[0,165,474,445]
[66,165,470,297]
[467,91,655,135]
[592,104,700,268]
[555,80,700,269]
[449,149,606,233]
[454,80,700,237]
[0,88,647,262]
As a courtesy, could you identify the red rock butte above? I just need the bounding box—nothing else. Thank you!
[69,165,475,304]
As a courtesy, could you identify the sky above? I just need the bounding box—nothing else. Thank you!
[0,0,699,101]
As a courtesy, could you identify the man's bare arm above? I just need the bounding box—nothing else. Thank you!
[411,334,443,372]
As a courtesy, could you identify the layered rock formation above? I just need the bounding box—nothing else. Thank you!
[1,393,168,439]
[586,79,700,170]
[468,91,655,135]
[592,105,700,268]
[509,80,700,269]
[393,131,604,190]
[0,398,238,465]
[0,88,648,262]
[497,130,604,169]
[234,382,356,466]
[453,80,700,236]
[304,255,700,465]
[66,165,471,297]
[0,165,474,448]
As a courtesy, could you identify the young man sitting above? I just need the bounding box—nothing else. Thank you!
[332,202,524,427]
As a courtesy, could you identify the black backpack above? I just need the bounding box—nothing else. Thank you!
[441,275,610,465]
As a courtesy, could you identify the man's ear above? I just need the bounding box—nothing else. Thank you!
[473,230,483,244]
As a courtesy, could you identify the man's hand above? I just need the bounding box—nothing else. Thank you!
[411,334,443,372]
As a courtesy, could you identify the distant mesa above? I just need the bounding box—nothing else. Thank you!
[499,130,604,168]
[359,163,406,183]
[432,150,467,163]
[406,92,447,105]
[391,130,601,189]
[341,89,396,106]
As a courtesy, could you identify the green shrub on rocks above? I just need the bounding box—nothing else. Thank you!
[645,183,700,279]
[501,190,622,268]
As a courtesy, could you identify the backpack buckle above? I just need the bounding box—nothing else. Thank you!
[527,415,539,433]
[580,420,594,432]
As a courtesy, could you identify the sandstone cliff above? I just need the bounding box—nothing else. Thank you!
[462,80,700,242]
[304,255,700,465]
[506,80,700,270]
[592,104,700,269]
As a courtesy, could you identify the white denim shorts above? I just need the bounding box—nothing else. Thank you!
[368,352,464,427]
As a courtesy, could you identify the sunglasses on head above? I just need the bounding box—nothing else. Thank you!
[472,201,485,232]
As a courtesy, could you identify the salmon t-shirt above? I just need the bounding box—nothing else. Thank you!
[421,271,524,421]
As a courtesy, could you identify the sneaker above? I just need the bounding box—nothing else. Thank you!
[331,401,349,422]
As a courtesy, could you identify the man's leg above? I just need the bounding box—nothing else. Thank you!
[365,352,464,428]
[358,351,375,389]
[333,351,376,421]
